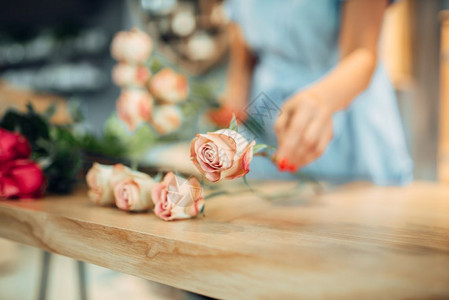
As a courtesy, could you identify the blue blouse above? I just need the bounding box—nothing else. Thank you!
[227,0,413,185]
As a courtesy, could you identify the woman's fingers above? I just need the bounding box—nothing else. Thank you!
[287,110,329,166]
[274,92,334,172]
[274,103,293,144]
[292,111,332,166]
[276,105,312,166]
[293,121,334,169]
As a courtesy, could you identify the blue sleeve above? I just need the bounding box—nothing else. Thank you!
[225,0,240,23]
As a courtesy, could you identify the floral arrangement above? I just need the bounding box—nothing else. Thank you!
[110,28,188,135]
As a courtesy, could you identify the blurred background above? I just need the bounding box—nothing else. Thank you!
[0,0,448,299]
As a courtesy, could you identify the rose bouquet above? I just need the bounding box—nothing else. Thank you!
[0,104,87,196]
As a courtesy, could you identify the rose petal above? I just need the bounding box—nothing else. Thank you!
[205,171,221,182]
[221,141,255,180]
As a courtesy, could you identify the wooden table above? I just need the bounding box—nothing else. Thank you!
[0,181,448,299]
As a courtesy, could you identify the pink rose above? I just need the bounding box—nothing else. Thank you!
[190,129,255,182]
[86,163,115,205]
[149,68,189,104]
[111,28,153,63]
[0,128,31,163]
[151,172,204,221]
[112,63,151,87]
[116,89,154,131]
[151,105,182,136]
[112,164,155,212]
[0,159,45,199]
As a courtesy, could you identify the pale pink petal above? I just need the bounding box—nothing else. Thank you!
[221,141,255,180]
[205,171,221,182]
[151,182,165,205]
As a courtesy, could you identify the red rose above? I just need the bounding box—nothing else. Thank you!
[0,128,32,163]
[0,159,45,199]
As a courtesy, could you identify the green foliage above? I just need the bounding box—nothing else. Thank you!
[76,131,126,158]
[102,114,158,159]
[0,104,126,194]
[0,105,50,156]
[39,126,83,193]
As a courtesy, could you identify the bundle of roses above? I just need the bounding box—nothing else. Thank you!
[0,128,45,199]
[111,28,188,135]
[86,163,204,221]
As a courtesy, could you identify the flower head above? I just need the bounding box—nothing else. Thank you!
[190,129,255,182]
[151,172,204,221]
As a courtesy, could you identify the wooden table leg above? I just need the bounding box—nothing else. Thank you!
[77,261,88,300]
[37,251,51,300]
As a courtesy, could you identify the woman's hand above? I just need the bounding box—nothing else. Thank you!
[274,90,334,172]
[272,0,387,172]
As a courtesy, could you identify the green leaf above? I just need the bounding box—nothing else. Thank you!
[68,101,85,123]
[243,175,255,193]
[229,114,238,132]
[150,57,163,73]
[252,144,277,155]
[252,144,268,154]
[43,104,57,120]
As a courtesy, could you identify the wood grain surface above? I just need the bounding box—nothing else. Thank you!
[0,181,448,299]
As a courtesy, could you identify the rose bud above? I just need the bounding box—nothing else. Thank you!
[112,63,151,88]
[110,28,153,63]
[116,89,154,131]
[190,129,255,182]
[149,68,189,104]
[86,163,115,205]
[151,172,204,221]
[0,159,45,199]
[112,165,155,212]
[151,105,182,136]
[0,128,31,163]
